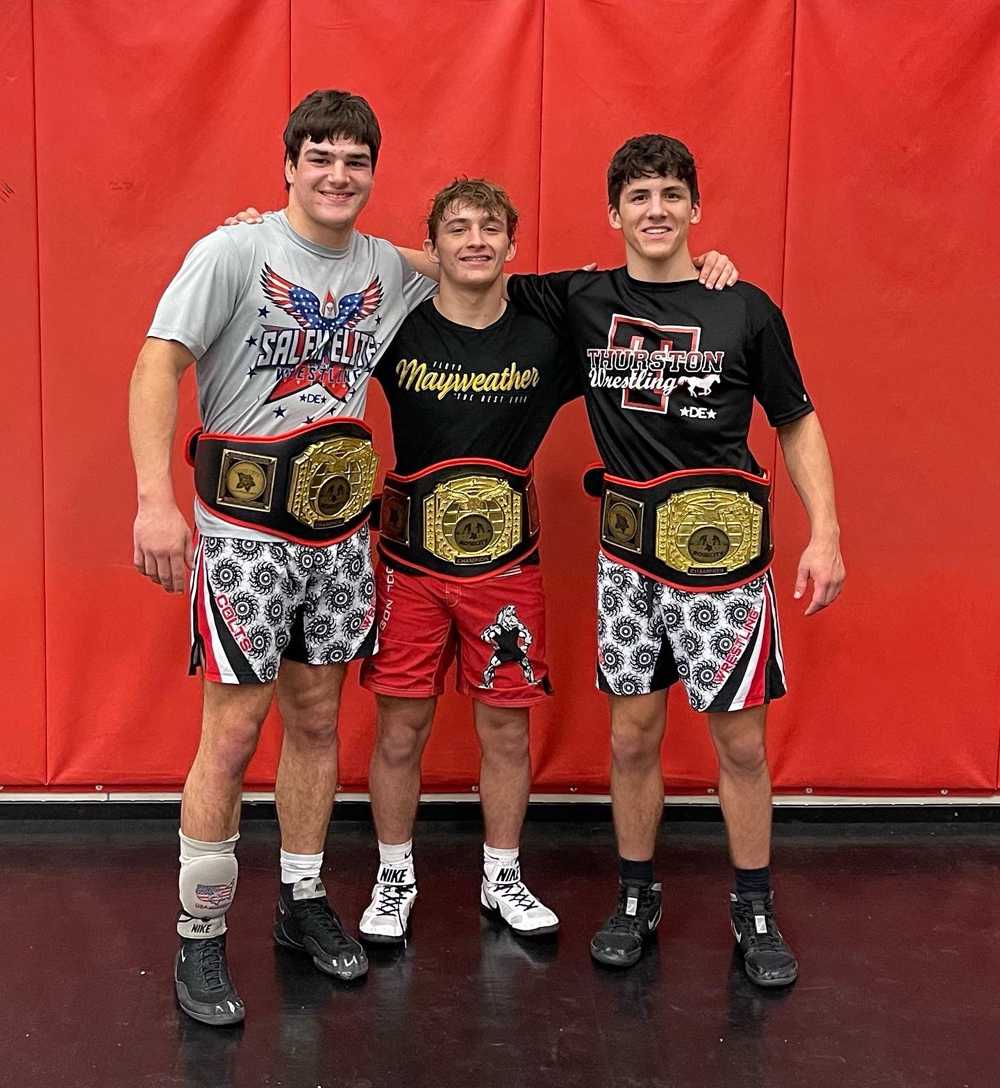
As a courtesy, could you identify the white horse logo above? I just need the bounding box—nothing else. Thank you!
[677,374,721,397]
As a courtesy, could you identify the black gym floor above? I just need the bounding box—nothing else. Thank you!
[1,813,997,1088]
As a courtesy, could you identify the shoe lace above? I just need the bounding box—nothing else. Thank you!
[738,898,784,951]
[374,882,414,918]
[604,884,650,934]
[295,897,345,938]
[492,881,540,912]
[195,936,226,991]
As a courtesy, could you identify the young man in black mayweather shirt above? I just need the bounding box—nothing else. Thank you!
[357,179,578,940]
[507,136,845,985]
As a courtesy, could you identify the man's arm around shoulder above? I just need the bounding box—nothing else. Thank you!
[129,338,196,594]
[395,246,440,282]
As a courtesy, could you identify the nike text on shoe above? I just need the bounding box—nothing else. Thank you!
[273,878,368,981]
[174,922,245,1027]
[359,868,418,944]
[729,890,798,987]
[590,880,663,968]
[481,876,560,937]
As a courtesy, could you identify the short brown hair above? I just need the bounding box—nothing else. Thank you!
[284,89,382,173]
[427,178,518,243]
[607,134,699,209]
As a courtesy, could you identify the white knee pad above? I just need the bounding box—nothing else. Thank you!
[178,831,239,920]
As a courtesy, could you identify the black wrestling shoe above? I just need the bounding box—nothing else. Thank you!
[174,929,245,1027]
[590,879,663,968]
[729,890,798,987]
[274,878,368,981]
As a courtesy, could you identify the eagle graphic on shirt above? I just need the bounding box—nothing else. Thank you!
[254,264,383,402]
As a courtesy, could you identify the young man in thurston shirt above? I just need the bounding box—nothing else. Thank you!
[128,89,436,1026]
[506,135,845,985]
[355,179,576,943]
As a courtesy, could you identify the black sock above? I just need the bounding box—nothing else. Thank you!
[619,856,654,884]
[734,865,771,899]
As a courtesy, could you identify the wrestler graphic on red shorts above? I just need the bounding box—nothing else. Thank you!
[481,605,537,689]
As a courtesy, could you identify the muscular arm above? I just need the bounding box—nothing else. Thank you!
[128,337,197,593]
[777,411,845,615]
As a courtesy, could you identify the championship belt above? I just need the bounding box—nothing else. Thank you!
[189,418,378,545]
[377,460,540,580]
[586,465,772,590]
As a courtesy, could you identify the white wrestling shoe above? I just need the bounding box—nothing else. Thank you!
[480,870,560,938]
[359,866,417,945]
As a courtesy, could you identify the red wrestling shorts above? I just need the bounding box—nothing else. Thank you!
[360,560,551,708]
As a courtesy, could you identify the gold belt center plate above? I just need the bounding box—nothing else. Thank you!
[287,437,378,528]
[423,475,521,565]
[655,487,763,574]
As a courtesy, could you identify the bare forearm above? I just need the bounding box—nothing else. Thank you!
[128,339,190,507]
[778,412,846,613]
[777,412,840,539]
[129,338,197,592]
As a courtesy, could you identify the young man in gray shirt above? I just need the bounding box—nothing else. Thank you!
[129,89,433,1026]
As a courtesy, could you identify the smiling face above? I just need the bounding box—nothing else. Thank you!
[424,201,516,289]
[284,136,374,245]
[609,173,701,270]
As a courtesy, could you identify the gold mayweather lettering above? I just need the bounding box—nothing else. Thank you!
[395,358,540,400]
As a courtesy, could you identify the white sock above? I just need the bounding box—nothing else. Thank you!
[377,839,415,883]
[280,849,324,886]
[483,845,520,884]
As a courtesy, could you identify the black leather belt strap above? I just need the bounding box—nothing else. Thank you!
[377,460,540,581]
[191,418,377,545]
[588,466,774,591]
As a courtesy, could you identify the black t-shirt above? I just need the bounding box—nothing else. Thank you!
[507,269,813,479]
[373,298,580,474]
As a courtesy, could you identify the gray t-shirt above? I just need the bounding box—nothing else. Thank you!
[148,211,435,539]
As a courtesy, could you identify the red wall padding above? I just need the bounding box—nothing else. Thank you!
[5,1,999,792]
[772,0,1000,790]
[34,1,291,786]
[0,1,46,783]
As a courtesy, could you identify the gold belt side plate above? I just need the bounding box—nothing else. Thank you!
[287,437,378,529]
[379,485,411,545]
[217,449,278,513]
[602,490,644,554]
[655,488,763,575]
[423,475,521,565]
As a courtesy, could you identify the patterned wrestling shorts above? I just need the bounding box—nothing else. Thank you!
[189,525,376,684]
[596,552,786,712]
